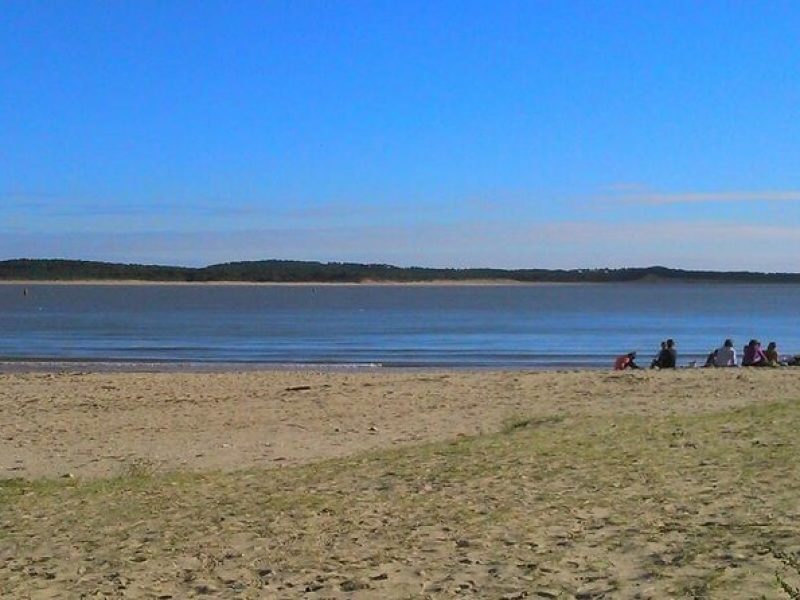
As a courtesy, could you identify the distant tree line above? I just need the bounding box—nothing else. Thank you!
[1,258,799,283]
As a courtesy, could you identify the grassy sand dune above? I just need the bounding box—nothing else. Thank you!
[2,369,800,598]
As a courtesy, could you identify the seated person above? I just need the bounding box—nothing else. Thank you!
[765,341,781,366]
[742,339,768,367]
[704,349,718,367]
[658,338,677,368]
[614,351,640,370]
[712,339,737,367]
[650,341,666,368]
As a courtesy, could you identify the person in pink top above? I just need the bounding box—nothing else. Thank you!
[742,339,768,367]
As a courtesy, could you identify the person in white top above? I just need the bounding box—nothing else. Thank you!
[713,339,737,367]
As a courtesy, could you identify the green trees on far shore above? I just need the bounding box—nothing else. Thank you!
[1,258,798,284]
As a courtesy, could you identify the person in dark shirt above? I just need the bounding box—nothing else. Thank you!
[655,338,677,368]
[650,341,667,368]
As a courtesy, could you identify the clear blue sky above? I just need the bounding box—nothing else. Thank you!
[2,1,800,270]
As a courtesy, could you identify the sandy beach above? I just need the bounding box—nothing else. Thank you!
[2,368,800,598]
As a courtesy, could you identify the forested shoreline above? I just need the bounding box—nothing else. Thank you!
[1,258,799,283]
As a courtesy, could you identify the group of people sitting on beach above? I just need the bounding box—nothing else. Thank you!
[614,338,676,370]
[614,338,791,370]
[704,339,783,368]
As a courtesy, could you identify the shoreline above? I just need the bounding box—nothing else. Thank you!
[0,359,389,374]
[3,278,799,287]
[0,278,588,286]
[0,359,604,374]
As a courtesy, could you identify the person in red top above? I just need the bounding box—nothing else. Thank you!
[614,351,640,370]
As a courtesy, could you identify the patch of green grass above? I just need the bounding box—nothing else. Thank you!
[0,477,29,501]
[0,476,76,504]
[4,398,800,597]
[500,414,565,434]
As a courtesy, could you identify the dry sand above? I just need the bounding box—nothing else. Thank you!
[2,368,800,598]
[1,368,799,481]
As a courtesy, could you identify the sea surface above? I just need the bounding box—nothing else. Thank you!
[0,283,798,369]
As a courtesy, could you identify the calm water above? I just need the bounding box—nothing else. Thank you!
[0,283,797,369]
